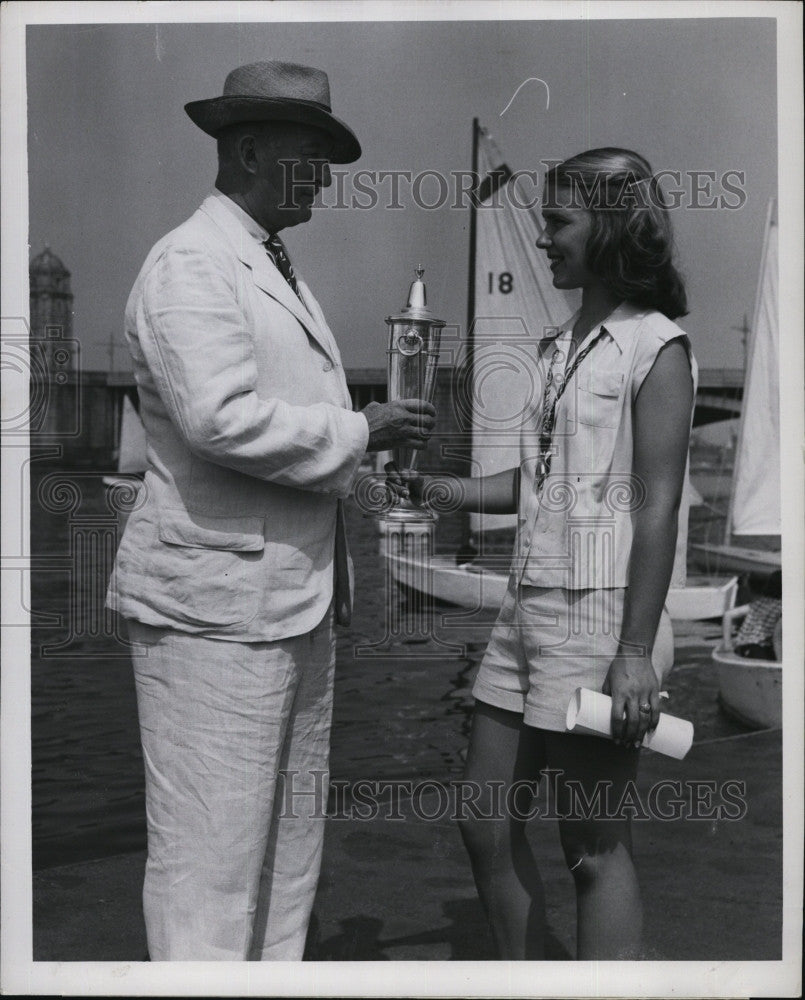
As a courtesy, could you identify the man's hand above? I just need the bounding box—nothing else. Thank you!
[361,399,436,452]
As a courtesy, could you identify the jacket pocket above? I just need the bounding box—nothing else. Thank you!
[574,371,624,427]
[158,510,265,551]
[156,510,265,627]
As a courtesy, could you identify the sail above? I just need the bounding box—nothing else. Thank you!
[117,394,148,474]
[730,200,780,536]
[470,127,577,533]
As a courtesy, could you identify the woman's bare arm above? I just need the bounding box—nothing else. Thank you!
[603,338,694,745]
[388,465,520,515]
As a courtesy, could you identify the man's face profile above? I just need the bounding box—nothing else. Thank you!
[252,122,333,230]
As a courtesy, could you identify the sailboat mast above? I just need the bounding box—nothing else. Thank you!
[455,118,481,557]
[464,118,480,405]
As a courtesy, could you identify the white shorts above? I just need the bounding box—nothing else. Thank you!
[472,582,674,731]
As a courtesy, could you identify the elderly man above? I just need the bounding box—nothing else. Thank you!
[107,61,434,961]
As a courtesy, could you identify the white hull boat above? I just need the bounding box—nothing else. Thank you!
[386,551,738,622]
[689,542,780,576]
[712,604,782,729]
[709,200,782,729]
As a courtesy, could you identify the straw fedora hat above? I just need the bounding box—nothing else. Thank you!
[185,61,361,163]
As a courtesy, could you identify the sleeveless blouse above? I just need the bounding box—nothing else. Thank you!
[514,301,698,590]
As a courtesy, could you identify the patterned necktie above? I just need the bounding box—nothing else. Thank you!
[264,234,301,299]
[535,329,605,493]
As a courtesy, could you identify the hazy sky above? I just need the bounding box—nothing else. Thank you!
[25,14,777,370]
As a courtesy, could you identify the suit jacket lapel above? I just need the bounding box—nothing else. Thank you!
[199,196,337,362]
[297,280,353,409]
[244,240,340,361]
[297,279,342,362]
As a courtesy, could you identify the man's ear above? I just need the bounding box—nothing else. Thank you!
[237,132,261,176]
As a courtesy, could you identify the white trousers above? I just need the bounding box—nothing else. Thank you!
[128,609,335,960]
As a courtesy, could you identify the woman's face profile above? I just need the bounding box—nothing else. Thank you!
[537,186,597,291]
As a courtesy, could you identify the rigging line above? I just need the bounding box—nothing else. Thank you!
[692,726,780,746]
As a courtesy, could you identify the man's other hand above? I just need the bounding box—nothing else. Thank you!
[361,399,436,452]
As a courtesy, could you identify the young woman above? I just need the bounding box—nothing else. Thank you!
[391,148,696,959]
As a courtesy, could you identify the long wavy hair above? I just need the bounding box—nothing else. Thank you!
[544,148,688,319]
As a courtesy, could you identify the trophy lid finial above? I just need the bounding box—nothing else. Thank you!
[406,266,427,312]
[385,263,445,327]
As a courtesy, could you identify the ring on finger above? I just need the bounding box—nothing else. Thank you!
[638,702,651,715]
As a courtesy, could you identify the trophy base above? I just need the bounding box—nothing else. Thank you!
[382,501,436,523]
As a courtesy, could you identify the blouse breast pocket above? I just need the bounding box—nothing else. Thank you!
[573,371,625,428]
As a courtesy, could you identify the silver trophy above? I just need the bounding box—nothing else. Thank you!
[385,266,445,518]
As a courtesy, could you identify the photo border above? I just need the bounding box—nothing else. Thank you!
[2,1,802,996]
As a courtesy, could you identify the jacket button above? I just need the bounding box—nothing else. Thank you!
[322,360,334,372]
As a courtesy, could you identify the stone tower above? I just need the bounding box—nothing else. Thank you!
[29,246,74,360]
[29,247,78,436]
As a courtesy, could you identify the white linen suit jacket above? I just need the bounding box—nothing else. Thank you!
[106,193,369,641]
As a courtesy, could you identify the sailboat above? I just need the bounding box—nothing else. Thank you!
[691,198,782,576]
[102,392,147,531]
[710,198,782,729]
[103,393,147,483]
[385,121,738,621]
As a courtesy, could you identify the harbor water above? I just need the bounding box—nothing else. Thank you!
[31,460,754,871]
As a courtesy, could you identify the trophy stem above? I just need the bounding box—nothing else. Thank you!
[391,449,423,476]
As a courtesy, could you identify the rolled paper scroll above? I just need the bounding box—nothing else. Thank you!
[565,688,694,760]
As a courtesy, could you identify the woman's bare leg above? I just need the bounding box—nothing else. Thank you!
[458,701,548,959]
[546,731,642,959]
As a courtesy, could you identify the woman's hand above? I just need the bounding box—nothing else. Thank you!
[602,652,660,748]
[384,461,428,506]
